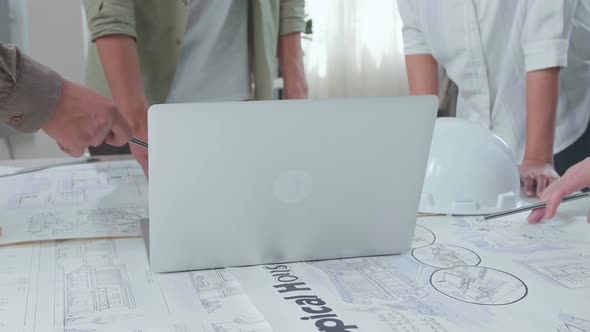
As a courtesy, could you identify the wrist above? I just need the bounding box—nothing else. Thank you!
[523,150,553,165]
[119,103,148,135]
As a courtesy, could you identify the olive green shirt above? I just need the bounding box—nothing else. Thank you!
[83,0,305,104]
[0,43,62,133]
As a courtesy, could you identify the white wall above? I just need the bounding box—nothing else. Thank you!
[3,0,87,160]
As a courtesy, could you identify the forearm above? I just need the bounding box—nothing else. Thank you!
[404,54,438,96]
[278,32,307,99]
[524,67,560,163]
[95,35,147,132]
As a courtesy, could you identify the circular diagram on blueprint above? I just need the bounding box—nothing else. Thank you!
[412,225,436,248]
[430,266,528,305]
[411,244,481,268]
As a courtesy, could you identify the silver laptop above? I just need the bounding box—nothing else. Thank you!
[146,97,438,272]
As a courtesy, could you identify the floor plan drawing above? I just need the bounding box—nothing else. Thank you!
[309,255,435,307]
[455,217,565,253]
[412,224,436,249]
[520,256,590,289]
[1,161,147,211]
[209,314,273,332]
[25,238,196,332]
[185,270,273,332]
[411,244,481,269]
[3,155,590,332]
[0,242,41,332]
[155,266,272,332]
[376,310,452,332]
[188,270,241,314]
[15,207,146,242]
[557,313,590,332]
[430,266,528,305]
[54,240,138,326]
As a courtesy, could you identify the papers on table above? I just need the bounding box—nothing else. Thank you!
[0,161,147,245]
[229,215,590,332]
[1,159,589,331]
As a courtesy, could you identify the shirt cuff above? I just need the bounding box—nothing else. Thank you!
[280,17,306,35]
[279,1,306,35]
[523,39,569,72]
[402,30,431,55]
[83,0,137,42]
[0,54,63,133]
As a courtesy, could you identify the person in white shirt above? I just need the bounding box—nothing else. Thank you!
[398,0,590,198]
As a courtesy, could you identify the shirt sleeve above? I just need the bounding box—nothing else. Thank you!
[0,43,62,133]
[279,0,306,35]
[397,0,431,55]
[82,0,137,41]
[521,0,574,72]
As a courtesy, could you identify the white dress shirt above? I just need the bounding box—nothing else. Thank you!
[398,0,590,161]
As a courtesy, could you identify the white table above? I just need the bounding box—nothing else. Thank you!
[0,156,588,332]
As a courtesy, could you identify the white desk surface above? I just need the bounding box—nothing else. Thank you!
[0,156,588,332]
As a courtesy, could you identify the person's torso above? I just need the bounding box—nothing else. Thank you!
[166,0,252,103]
[86,0,284,105]
[410,0,590,161]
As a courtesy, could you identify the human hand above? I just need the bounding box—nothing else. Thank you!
[518,160,559,198]
[41,79,131,157]
[528,158,590,223]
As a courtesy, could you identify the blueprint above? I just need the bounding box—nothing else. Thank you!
[1,159,590,331]
[0,207,146,245]
[454,216,582,253]
[0,160,147,210]
[520,255,590,289]
[229,215,590,332]
[0,238,270,332]
[0,161,147,245]
[557,313,590,332]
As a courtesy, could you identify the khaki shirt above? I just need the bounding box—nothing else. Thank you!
[83,0,305,104]
[0,43,62,133]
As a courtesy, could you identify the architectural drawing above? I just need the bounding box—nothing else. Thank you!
[310,256,434,306]
[188,270,241,314]
[376,311,452,332]
[454,217,564,253]
[2,161,147,210]
[520,256,590,289]
[557,313,590,332]
[304,255,487,327]
[24,207,145,240]
[0,242,41,332]
[55,240,138,326]
[411,244,481,268]
[210,314,273,332]
[0,160,148,245]
[181,270,273,332]
[412,224,436,249]
[430,266,528,305]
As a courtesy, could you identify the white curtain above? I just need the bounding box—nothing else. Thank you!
[303,0,410,99]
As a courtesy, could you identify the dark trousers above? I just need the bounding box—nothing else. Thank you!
[554,121,590,175]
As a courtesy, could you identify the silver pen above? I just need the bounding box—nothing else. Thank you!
[483,191,590,221]
[109,130,148,148]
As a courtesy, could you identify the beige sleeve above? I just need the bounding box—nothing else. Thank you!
[82,0,137,41]
[279,0,306,35]
[0,43,62,133]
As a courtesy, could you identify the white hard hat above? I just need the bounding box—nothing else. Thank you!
[419,118,523,215]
